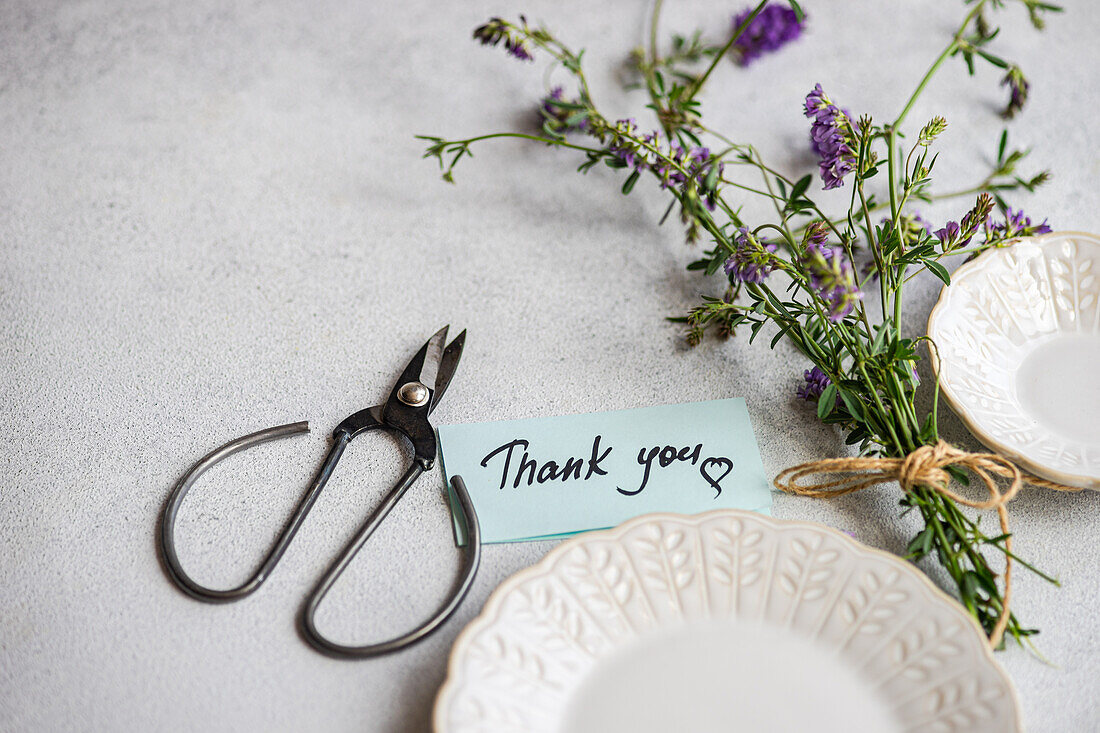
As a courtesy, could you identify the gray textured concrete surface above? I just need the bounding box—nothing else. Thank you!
[1,1,1098,731]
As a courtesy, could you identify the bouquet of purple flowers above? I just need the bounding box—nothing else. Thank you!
[421,0,1062,647]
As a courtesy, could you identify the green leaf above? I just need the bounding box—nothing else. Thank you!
[919,413,937,443]
[769,323,792,349]
[622,170,640,194]
[971,569,999,597]
[976,49,1008,69]
[787,0,805,22]
[838,388,867,422]
[997,128,1008,164]
[922,258,951,285]
[817,384,837,420]
[907,527,933,558]
[704,163,719,192]
[870,325,888,356]
[789,174,811,202]
[748,320,765,344]
[945,464,970,487]
[564,111,589,127]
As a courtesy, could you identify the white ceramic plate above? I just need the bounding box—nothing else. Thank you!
[434,511,1020,733]
[927,231,1100,489]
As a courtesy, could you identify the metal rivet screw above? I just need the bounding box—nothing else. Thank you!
[397,382,430,407]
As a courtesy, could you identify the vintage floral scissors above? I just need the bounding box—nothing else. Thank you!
[160,326,480,658]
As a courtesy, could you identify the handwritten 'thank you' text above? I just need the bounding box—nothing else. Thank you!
[479,435,733,498]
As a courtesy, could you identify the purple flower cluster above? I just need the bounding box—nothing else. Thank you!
[803,220,829,248]
[473,17,533,61]
[608,118,647,170]
[933,221,964,248]
[810,106,851,157]
[724,228,779,284]
[508,42,533,61]
[541,86,564,114]
[539,87,588,133]
[731,3,805,66]
[1001,67,1029,119]
[801,239,862,321]
[797,366,831,401]
[804,85,856,190]
[663,144,724,210]
[990,207,1052,239]
[606,127,723,211]
[934,194,994,251]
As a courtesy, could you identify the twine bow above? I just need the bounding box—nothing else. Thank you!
[774,440,1081,647]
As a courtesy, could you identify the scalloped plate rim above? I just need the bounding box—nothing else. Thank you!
[432,508,1021,732]
[926,230,1100,490]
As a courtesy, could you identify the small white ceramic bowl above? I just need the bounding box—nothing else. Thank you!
[927,231,1100,490]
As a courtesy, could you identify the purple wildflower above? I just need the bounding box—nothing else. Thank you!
[655,142,689,189]
[801,240,862,321]
[990,207,1052,239]
[724,228,778,284]
[810,107,850,156]
[539,86,588,134]
[934,221,961,248]
[686,147,723,210]
[541,86,564,114]
[804,85,857,190]
[731,3,805,66]
[473,17,533,61]
[1001,67,1029,119]
[651,142,723,209]
[797,366,831,401]
[934,194,994,251]
[803,220,829,248]
[506,41,533,60]
[608,118,647,171]
[689,146,711,165]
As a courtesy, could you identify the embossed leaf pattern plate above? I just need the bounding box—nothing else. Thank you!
[927,232,1100,489]
[434,511,1020,733]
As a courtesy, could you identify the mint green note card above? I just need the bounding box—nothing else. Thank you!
[437,398,772,544]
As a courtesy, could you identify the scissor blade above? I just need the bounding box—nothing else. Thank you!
[430,329,465,412]
[385,326,448,409]
[419,325,449,392]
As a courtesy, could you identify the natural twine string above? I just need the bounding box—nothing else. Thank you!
[773,440,1081,647]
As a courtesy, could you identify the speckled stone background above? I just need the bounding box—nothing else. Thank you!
[1,1,1098,731]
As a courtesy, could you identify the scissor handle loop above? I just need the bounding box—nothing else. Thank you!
[162,419,481,658]
[160,421,315,602]
[301,474,481,658]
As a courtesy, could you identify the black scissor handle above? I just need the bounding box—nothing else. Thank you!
[160,419,481,658]
[301,473,481,658]
[160,421,322,602]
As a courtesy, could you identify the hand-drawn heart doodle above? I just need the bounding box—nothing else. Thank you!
[700,457,733,498]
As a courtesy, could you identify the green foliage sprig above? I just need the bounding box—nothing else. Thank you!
[422,0,1063,648]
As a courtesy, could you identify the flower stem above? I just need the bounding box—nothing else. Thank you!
[893,0,988,128]
[684,1,768,104]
